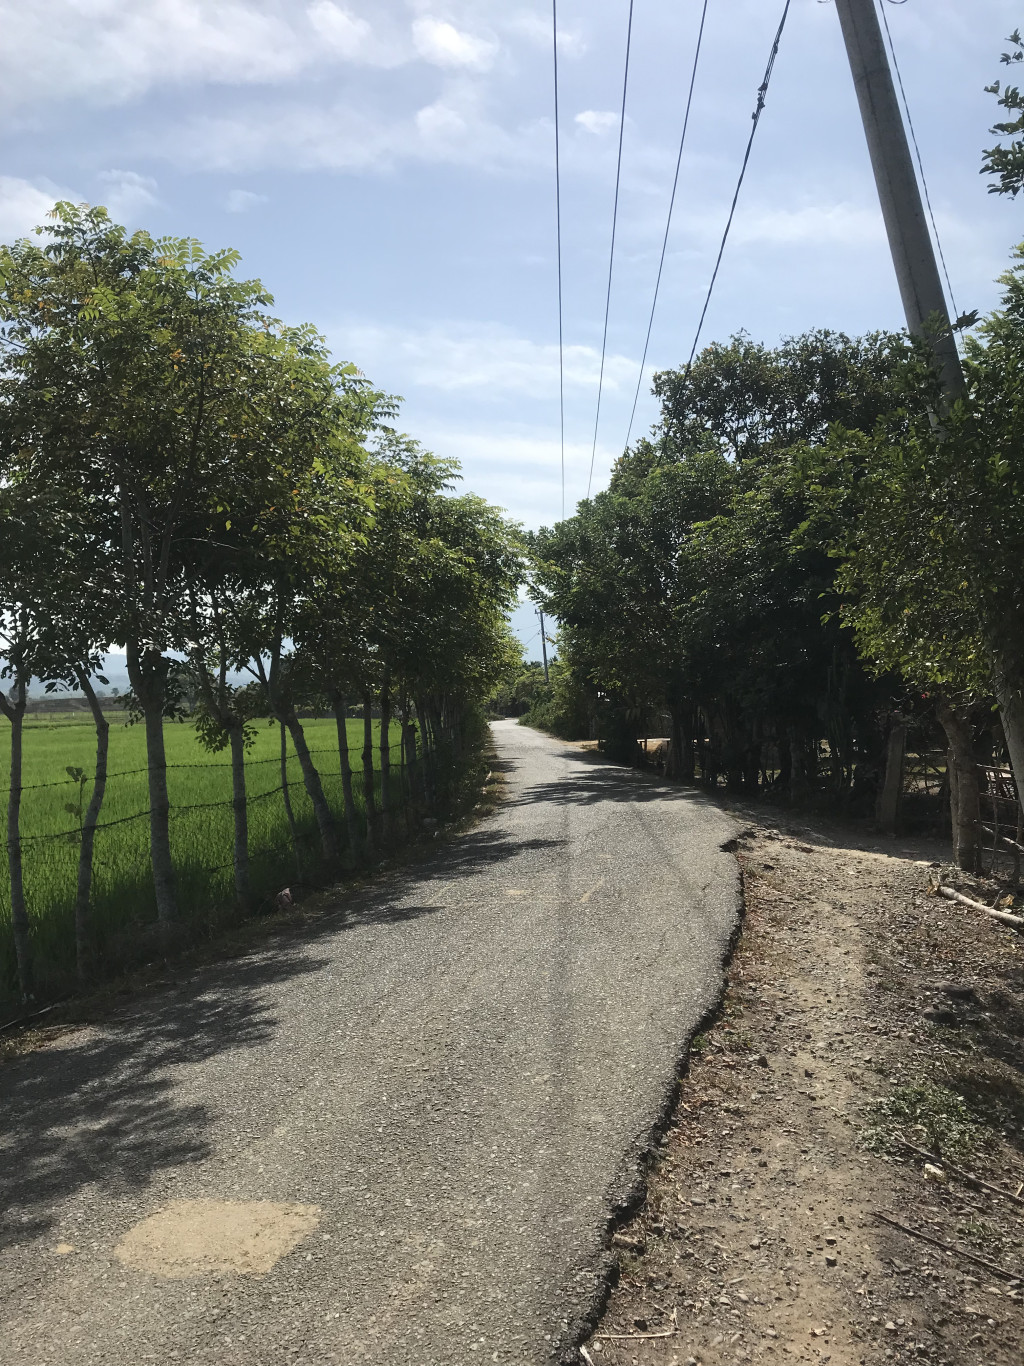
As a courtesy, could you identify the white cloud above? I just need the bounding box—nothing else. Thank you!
[0,0,422,110]
[97,170,158,223]
[575,110,618,136]
[0,2,309,108]
[307,2,404,67]
[157,89,548,173]
[328,321,639,398]
[224,188,269,213]
[0,176,78,240]
[499,10,585,57]
[403,424,617,527]
[308,2,371,57]
[729,202,886,248]
[411,17,497,71]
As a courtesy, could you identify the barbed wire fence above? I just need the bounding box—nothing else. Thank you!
[1,716,476,1003]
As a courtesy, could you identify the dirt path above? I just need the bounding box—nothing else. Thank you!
[582,813,1024,1366]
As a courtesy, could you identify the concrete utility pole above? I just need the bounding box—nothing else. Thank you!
[835,0,965,396]
[537,610,550,685]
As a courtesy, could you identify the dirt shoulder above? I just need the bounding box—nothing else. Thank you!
[581,811,1024,1366]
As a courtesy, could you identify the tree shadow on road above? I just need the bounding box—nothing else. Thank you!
[0,939,333,1253]
[510,758,714,810]
[0,823,567,1254]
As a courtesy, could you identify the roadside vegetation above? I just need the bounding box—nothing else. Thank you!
[0,204,522,1009]
[526,88,1024,875]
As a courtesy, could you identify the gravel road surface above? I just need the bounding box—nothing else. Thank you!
[2,721,739,1365]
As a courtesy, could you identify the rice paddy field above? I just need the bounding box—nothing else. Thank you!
[0,712,404,1006]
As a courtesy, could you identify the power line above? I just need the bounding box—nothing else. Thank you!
[586,0,636,499]
[623,0,711,454]
[876,0,961,325]
[685,0,792,372]
[552,0,566,519]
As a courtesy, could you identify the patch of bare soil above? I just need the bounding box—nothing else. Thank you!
[580,815,1024,1366]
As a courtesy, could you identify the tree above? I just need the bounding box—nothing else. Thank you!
[0,529,38,1001]
[653,329,917,464]
[983,30,1024,197]
[1,207,273,940]
[822,248,1024,859]
[0,204,378,938]
[532,330,914,800]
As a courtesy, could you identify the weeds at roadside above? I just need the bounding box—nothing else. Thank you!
[859,1081,990,1162]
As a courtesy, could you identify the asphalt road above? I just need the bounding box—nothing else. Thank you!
[1,721,739,1365]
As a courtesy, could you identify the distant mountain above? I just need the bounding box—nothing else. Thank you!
[8,653,248,701]
[0,654,132,701]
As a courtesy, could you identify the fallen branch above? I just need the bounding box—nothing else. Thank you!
[0,999,66,1035]
[870,1210,1018,1280]
[897,1135,1024,1208]
[937,884,1024,929]
[595,1328,676,1342]
[978,823,1024,856]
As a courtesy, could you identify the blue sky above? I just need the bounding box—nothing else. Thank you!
[3,0,1022,657]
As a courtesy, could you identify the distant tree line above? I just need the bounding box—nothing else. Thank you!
[527,56,1024,871]
[529,273,1024,871]
[0,204,521,1001]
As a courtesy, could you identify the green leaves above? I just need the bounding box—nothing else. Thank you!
[983,33,1024,196]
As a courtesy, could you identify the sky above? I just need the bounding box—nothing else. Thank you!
[3,0,1022,657]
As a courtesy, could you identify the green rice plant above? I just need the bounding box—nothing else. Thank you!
[0,715,410,1007]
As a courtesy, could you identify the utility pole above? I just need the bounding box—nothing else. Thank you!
[834,0,964,396]
[537,610,550,685]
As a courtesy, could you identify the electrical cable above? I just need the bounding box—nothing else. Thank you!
[876,0,962,325]
[552,0,566,519]
[685,0,792,373]
[586,0,636,499]
[622,0,710,454]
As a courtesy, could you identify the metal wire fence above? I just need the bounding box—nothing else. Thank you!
[0,716,457,1005]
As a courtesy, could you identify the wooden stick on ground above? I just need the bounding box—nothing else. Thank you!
[937,884,1024,928]
[595,1329,676,1342]
[871,1210,1018,1280]
[897,1135,1024,1208]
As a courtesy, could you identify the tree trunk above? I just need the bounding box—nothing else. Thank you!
[399,700,416,833]
[283,708,340,865]
[378,677,393,843]
[2,679,32,1001]
[743,739,762,794]
[991,647,1024,813]
[279,720,302,878]
[875,716,907,835]
[723,717,744,793]
[74,673,109,984]
[227,722,252,909]
[680,709,696,783]
[665,707,684,780]
[331,694,361,863]
[127,647,179,940]
[142,695,178,945]
[778,730,793,791]
[361,692,378,857]
[936,700,980,872]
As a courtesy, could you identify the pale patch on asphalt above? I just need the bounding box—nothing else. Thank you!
[114,1200,321,1278]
